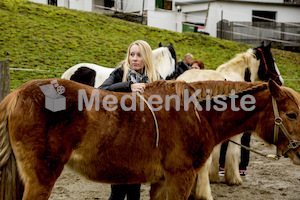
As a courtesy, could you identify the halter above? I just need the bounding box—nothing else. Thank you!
[230,96,300,160]
[272,97,300,157]
[257,48,281,81]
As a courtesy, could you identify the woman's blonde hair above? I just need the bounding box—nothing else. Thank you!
[122,40,160,83]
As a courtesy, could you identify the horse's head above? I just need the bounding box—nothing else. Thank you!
[254,41,284,86]
[153,43,177,79]
[265,80,300,164]
[164,43,177,65]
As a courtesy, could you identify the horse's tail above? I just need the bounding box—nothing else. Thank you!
[0,91,24,200]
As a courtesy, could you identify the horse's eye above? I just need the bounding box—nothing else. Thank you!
[286,113,297,120]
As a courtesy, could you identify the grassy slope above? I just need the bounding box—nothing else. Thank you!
[0,0,299,92]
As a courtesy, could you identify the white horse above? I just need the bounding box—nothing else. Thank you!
[177,42,284,200]
[61,43,177,87]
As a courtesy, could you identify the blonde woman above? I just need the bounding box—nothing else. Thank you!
[100,40,160,200]
[100,40,160,92]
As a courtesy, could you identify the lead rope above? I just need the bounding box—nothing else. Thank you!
[229,139,279,160]
[228,97,280,160]
[136,92,159,148]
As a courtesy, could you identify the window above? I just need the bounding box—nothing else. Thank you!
[252,10,276,28]
[284,0,300,4]
[104,0,114,8]
[48,0,57,6]
[156,0,172,10]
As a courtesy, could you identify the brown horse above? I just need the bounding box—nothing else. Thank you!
[0,79,299,200]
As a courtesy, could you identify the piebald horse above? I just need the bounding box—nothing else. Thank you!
[177,42,284,200]
[0,78,299,200]
[61,43,177,87]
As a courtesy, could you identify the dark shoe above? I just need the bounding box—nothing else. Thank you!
[239,170,246,176]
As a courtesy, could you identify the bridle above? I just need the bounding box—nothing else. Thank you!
[257,48,281,81]
[272,96,300,157]
[230,96,300,160]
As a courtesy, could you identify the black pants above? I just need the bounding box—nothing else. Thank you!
[108,184,141,200]
[219,133,251,170]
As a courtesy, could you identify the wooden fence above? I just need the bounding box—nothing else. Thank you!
[0,61,10,102]
[217,20,300,51]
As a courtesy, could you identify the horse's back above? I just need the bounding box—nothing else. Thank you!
[61,63,114,87]
[177,69,226,82]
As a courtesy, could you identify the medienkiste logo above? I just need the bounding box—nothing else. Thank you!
[39,80,66,112]
[39,81,256,112]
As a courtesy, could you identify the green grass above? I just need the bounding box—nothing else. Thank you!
[0,0,299,92]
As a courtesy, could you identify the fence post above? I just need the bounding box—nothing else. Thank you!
[281,22,285,41]
[0,61,10,102]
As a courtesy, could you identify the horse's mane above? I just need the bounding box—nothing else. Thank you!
[282,87,300,106]
[153,47,176,79]
[222,49,255,67]
[146,80,268,103]
[216,49,257,73]
[152,47,173,65]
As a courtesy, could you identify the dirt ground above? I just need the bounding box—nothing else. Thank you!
[49,135,300,200]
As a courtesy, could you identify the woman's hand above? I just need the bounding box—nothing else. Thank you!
[131,83,146,92]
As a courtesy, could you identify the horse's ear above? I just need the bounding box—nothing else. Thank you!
[266,41,272,49]
[170,43,174,47]
[261,41,265,47]
[159,42,162,47]
[268,79,285,100]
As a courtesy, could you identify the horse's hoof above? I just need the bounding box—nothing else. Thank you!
[189,195,213,200]
[209,174,220,183]
[225,176,243,185]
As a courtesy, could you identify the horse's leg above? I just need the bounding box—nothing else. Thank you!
[12,145,65,200]
[209,144,221,182]
[190,155,213,200]
[224,134,243,185]
[20,158,64,200]
[165,170,196,200]
[22,176,58,200]
[150,181,168,200]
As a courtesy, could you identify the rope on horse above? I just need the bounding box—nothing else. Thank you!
[136,92,159,148]
[229,139,279,160]
[0,122,12,168]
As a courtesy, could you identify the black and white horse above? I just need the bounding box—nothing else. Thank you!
[61,43,177,87]
[177,41,284,200]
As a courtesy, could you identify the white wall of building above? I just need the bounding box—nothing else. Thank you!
[68,0,92,12]
[230,0,284,3]
[176,0,284,4]
[28,0,47,4]
[147,10,179,32]
[26,0,300,37]
[28,0,92,11]
[178,1,300,37]
[276,6,300,22]
[122,0,143,13]
[147,0,156,11]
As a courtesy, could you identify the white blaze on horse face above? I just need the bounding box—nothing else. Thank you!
[274,62,284,85]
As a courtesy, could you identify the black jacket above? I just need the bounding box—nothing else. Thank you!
[166,61,191,80]
[99,67,132,92]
